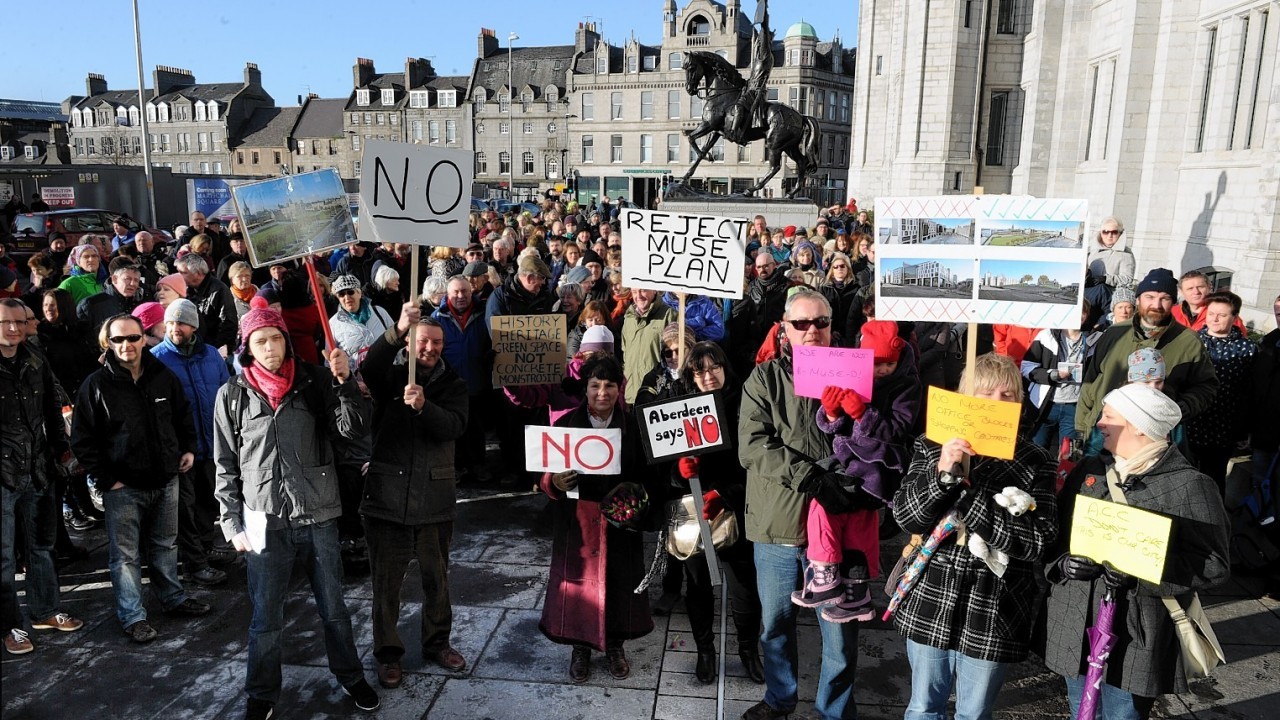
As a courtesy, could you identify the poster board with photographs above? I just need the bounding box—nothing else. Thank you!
[231,169,356,266]
[874,196,1089,330]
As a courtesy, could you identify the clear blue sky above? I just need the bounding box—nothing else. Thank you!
[4,0,859,106]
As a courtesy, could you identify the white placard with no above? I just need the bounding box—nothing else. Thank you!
[524,426,622,475]
[358,139,474,247]
[620,207,747,299]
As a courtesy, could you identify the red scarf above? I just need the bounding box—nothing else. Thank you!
[243,357,296,410]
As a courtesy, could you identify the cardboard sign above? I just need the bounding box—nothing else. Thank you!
[620,208,747,299]
[792,346,875,401]
[1069,495,1171,584]
[359,139,474,247]
[490,314,567,387]
[924,386,1020,460]
[41,187,75,207]
[636,392,729,463]
[231,169,355,266]
[524,426,622,475]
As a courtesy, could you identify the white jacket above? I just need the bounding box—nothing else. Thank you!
[330,303,394,370]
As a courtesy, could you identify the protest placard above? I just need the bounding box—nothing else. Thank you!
[524,426,623,475]
[874,196,1089,330]
[792,347,875,401]
[636,392,728,463]
[1069,495,1171,584]
[924,386,1021,460]
[490,314,567,387]
[231,169,355,266]
[620,208,747,299]
[358,139,473,247]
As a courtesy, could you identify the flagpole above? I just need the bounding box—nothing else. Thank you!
[132,0,159,228]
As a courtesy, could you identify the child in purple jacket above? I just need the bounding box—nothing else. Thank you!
[793,320,922,622]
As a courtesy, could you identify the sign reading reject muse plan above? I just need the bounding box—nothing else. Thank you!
[358,139,473,247]
[621,208,747,299]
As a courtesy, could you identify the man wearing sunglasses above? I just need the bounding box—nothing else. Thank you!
[739,289,859,720]
[70,313,211,645]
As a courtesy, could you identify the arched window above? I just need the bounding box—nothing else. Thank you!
[545,85,558,103]
[521,151,534,175]
[687,15,710,35]
[475,151,488,175]
[498,151,511,175]
[546,157,559,179]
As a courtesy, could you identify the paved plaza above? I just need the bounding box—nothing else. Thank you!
[3,486,1278,719]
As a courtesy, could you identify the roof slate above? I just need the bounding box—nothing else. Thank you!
[294,98,346,138]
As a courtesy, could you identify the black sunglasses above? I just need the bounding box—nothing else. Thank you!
[108,334,143,344]
[661,348,678,359]
[788,317,832,331]
[336,289,358,297]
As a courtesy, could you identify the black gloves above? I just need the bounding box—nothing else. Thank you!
[1102,565,1137,592]
[1058,554,1104,581]
[560,376,584,397]
[810,473,857,514]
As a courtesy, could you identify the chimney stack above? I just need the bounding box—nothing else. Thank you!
[86,73,108,97]
[477,28,499,59]
[575,22,600,54]
[243,62,262,87]
[406,57,435,89]
[153,65,195,97]
[353,57,376,89]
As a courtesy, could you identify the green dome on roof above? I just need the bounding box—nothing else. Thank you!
[785,20,818,39]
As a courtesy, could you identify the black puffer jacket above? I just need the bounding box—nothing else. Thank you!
[70,349,196,490]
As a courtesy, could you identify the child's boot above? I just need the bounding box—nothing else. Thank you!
[790,561,843,608]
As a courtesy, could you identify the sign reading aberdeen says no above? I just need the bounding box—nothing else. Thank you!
[621,208,747,299]
[358,139,474,247]
[636,392,729,463]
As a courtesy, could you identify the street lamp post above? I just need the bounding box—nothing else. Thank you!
[507,32,518,201]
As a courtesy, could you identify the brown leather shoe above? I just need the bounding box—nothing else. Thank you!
[377,660,403,689]
[569,646,591,683]
[433,646,467,672]
[606,645,630,679]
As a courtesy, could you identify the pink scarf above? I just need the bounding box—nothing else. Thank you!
[244,357,296,410]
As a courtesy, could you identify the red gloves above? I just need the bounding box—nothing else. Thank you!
[678,456,700,480]
[821,386,844,419]
[840,390,866,420]
[821,386,867,421]
[701,490,724,520]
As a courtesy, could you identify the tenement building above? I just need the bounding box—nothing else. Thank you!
[64,64,275,174]
[848,0,1280,325]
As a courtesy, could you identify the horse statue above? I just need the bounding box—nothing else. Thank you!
[679,50,820,199]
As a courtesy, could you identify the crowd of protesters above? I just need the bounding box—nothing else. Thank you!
[2,192,1278,720]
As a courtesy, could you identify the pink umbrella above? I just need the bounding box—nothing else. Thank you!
[882,509,962,621]
[1077,591,1119,720]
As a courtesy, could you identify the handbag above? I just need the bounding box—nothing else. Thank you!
[665,494,739,560]
[883,534,922,597]
[1161,594,1225,678]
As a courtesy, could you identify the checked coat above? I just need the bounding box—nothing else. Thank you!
[890,435,1059,663]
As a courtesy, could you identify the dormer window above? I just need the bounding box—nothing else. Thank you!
[381,88,395,105]
[438,90,456,108]
[158,103,169,122]
[473,88,487,111]
[627,55,638,73]
[410,90,429,108]
[207,101,218,121]
[116,107,129,125]
[597,55,608,74]
[146,103,157,122]
[129,107,140,125]
[194,101,206,122]
[356,89,370,106]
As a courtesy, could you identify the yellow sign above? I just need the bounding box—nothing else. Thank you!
[924,387,1021,460]
[1069,495,1171,584]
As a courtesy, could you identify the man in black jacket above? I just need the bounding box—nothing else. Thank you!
[1,299,85,656]
[730,252,789,374]
[360,304,469,688]
[77,260,144,338]
[69,313,210,644]
[176,253,238,355]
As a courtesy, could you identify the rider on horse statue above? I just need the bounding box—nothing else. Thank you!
[725,0,773,144]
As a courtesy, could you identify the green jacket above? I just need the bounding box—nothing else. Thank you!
[58,273,103,307]
[738,356,828,545]
[619,301,675,405]
[1075,319,1219,436]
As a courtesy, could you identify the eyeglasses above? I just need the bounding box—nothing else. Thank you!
[788,317,832,331]
[693,365,723,377]
[336,289,358,297]
[1101,229,1121,235]
[831,264,848,270]
[108,334,143,344]
[661,348,678,359]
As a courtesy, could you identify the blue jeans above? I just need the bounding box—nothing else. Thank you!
[754,542,858,720]
[1033,402,1078,453]
[1064,675,1153,720]
[904,639,1008,720]
[244,519,363,704]
[104,480,187,628]
[1,477,61,631]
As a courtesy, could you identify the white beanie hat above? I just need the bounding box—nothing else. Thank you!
[579,325,615,354]
[1102,384,1182,441]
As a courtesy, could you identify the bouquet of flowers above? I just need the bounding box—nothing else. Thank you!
[599,482,649,529]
